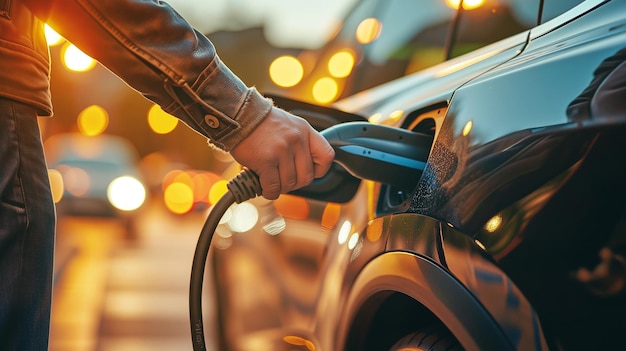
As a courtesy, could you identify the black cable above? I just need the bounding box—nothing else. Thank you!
[189,169,261,351]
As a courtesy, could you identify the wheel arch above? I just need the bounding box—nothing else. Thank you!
[338,251,514,351]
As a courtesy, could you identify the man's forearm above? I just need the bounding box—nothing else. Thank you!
[21,0,272,150]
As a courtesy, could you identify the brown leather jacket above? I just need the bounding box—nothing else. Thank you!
[0,0,272,151]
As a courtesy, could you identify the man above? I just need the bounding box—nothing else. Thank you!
[0,0,335,349]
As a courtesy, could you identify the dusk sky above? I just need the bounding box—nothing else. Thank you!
[167,0,358,49]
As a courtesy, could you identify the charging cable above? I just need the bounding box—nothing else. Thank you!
[188,121,432,350]
[189,168,262,351]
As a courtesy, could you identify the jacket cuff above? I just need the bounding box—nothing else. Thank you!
[211,88,273,151]
[161,55,273,151]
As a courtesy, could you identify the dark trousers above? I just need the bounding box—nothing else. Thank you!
[0,97,55,350]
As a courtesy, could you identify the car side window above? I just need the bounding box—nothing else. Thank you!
[343,0,459,91]
[451,0,540,59]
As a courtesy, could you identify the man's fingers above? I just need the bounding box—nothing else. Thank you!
[229,107,335,199]
[257,168,281,200]
[309,129,335,178]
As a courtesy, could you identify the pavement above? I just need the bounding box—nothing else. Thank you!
[49,201,217,351]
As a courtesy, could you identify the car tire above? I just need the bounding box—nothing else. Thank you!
[389,327,462,351]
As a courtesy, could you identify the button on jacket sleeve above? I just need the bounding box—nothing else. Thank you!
[20,0,273,151]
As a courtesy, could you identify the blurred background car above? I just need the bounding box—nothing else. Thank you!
[208,0,626,350]
[46,133,147,238]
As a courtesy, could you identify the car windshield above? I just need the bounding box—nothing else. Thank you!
[298,0,544,102]
[341,0,539,91]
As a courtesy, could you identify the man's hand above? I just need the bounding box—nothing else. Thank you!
[231,106,335,200]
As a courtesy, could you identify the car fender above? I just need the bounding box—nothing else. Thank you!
[337,213,548,351]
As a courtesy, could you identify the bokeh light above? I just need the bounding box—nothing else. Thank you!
[338,220,352,244]
[163,182,194,214]
[445,0,485,10]
[273,194,310,220]
[356,18,381,44]
[161,169,223,213]
[462,120,473,136]
[59,165,90,197]
[328,50,355,78]
[387,110,404,123]
[44,24,64,46]
[62,43,97,72]
[227,202,259,233]
[77,105,109,136]
[348,232,360,250]
[321,203,341,230]
[107,176,146,211]
[366,219,383,243]
[148,104,179,134]
[312,77,339,104]
[269,55,304,87]
[484,214,503,233]
[48,169,64,203]
[209,179,229,205]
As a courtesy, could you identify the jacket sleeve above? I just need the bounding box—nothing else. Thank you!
[20,0,273,151]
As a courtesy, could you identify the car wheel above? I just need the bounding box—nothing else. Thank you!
[389,327,462,351]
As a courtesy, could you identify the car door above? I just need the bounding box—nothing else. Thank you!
[410,0,626,349]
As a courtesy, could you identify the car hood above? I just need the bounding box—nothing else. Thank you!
[333,32,529,125]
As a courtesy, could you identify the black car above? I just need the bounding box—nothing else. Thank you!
[208,1,626,350]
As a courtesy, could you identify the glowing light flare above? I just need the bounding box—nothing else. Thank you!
[356,18,381,44]
[227,202,259,233]
[312,77,339,104]
[348,232,360,250]
[147,104,178,134]
[388,110,404,122]
[48,169,64,203]
[321,203,341,230]
[269,56,304,88]
[209,179,229,205]
[328,50,355,78]
[107,176,146,212]
[475,239,487,250]
[446,0,485,10]
[62,43,97,72]
[338,220,352,244]
[368,113,383,124]
[163,182,194,214]
[484,214,503,233]
[462,120,473,136]
[44,24,64,46]
[273,194,310,220]
[77,105,109,136]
